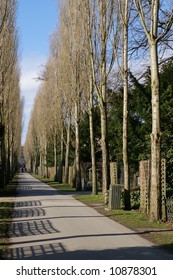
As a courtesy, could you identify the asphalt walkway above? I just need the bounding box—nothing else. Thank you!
[6,173,173,260]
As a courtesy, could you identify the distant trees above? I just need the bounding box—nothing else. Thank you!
[0,0,22,188]
[24,0,173,221]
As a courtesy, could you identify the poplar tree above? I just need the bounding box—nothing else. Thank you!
[133,0,173,221]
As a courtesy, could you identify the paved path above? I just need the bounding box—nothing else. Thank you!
[5,173,173,260]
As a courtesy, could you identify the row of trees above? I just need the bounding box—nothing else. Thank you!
[24,0,173,221]
[0,0,23,188]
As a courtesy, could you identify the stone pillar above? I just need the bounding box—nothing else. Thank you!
[161,159,166,220]
[110,162,118,185]
[139,160,150,214]
[139,159,166,218]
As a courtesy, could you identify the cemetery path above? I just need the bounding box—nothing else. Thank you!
[5,173,173,260]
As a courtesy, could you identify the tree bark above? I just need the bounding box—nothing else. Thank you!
[100,102,110,195]
[54,134,57,181]
[150,41,161,221]
[100,0,110,196]
[123,0,130,210]
[58,129,64,183]
[75,101,81,190]
[89,76,97,195]
[44,140,48,178]
[64,112,71,183]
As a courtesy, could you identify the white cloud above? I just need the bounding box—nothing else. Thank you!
[20,54,47,145]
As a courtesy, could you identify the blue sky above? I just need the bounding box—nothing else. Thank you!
[17,0,58,144]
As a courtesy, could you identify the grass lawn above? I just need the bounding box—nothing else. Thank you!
[0,177,18,259]
[31,173,76,193]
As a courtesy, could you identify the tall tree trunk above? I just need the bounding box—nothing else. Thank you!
[11,141,15,176]
[100,0,110,197]
[44,140,48,178]
[40,154,42,176]
[89,76,97,195]
[0,125,5,189]
[100,103,110,196]
[75,101,81,190]
[58,129,64,183]
[150,41,161,221]
[64,112,71,183]
[54,134,57,181]
[123,0,130,210]
[7,124,11,183]
[133,0,167,221]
